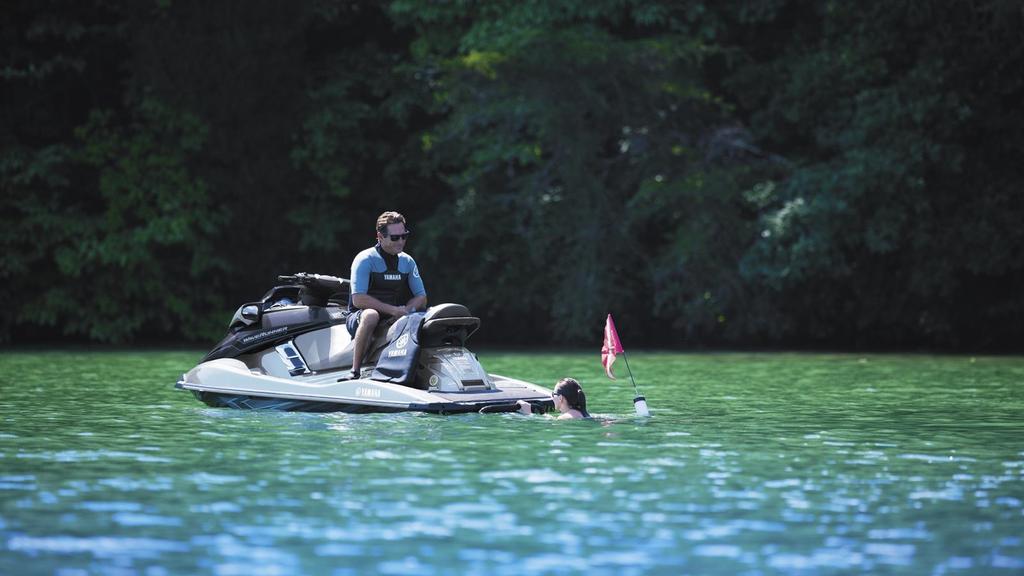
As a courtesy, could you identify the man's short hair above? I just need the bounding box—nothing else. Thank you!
[376,211,407,233]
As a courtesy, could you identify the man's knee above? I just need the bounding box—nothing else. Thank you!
[361,309,380,329]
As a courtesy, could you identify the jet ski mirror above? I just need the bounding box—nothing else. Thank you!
[228,302,263,332]
[241,305,260,322]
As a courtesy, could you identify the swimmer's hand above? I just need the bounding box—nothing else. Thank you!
[516,400,533,415]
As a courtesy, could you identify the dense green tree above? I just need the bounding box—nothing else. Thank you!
[718,0,1024,347]
[1,0,131,341]
[390,1,751,342]
[2,1,417,342]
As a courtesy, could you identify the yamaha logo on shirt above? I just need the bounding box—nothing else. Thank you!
[384,274,401,281]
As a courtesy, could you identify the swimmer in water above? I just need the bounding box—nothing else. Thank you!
[518,377,590,419]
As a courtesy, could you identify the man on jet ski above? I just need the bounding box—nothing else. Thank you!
[344,211,428,380]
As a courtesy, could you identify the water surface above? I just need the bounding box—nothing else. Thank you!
[2,351,1023,574]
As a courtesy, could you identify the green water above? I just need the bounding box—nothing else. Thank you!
[1,351,1023,575]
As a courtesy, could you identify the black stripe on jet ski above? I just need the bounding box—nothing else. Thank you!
[192,391,553,415]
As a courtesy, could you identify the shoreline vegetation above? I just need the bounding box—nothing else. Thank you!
[3,1,1022,352]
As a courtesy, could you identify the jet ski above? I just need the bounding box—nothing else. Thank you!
[176,273,554,414]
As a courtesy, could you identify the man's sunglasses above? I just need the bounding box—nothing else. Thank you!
[382,230,411,242]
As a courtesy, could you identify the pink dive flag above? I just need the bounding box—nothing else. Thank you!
[601,314,624,379]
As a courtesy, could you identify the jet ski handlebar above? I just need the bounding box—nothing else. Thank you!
[277,272,350,287]
[273,273,350,308]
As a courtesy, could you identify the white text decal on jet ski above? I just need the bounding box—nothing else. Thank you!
[356,387,381,398]
[241,326,287,344]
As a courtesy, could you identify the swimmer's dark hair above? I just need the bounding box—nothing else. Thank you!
[553,377,590,418]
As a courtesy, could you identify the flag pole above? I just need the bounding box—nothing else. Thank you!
[620,351,650,417]
[620,350,641,398]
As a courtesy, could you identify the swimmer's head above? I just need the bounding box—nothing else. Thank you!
[553,377,590,418]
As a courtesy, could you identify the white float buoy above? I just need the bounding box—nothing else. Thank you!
[633,395,650,417]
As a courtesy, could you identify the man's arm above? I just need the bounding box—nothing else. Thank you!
[404,258,427,313]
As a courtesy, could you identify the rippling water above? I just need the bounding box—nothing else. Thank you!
[1,351,1023,574]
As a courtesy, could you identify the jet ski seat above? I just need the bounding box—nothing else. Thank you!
[419,303,480,347]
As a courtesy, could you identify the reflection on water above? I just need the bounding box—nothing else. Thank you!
[1,351,1023,574]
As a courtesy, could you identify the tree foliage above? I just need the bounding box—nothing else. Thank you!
[2,0,1021,349]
